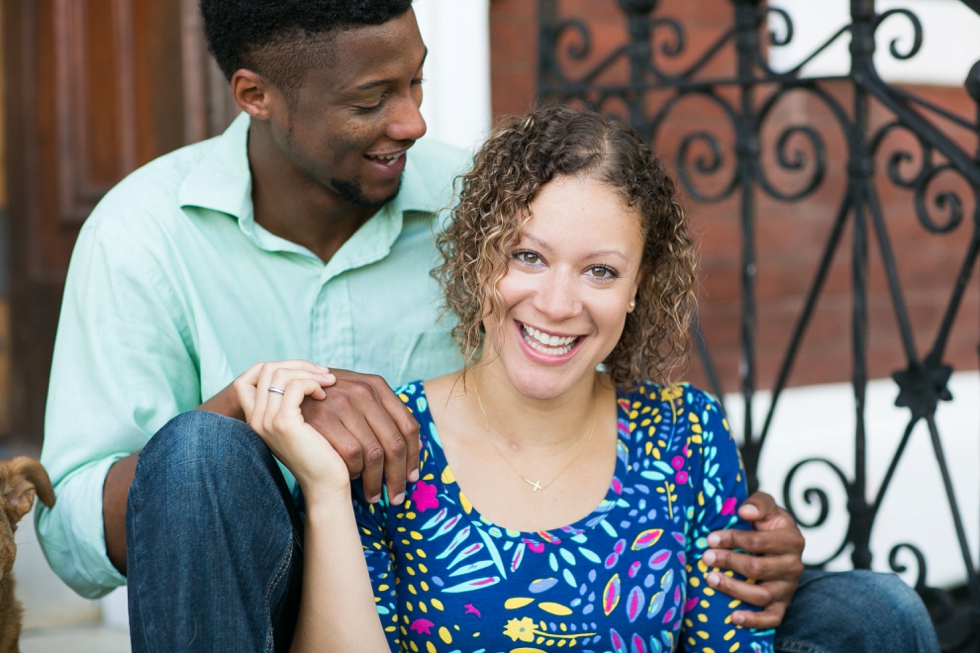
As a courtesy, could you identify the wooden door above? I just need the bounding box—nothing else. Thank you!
[3,0,237,443]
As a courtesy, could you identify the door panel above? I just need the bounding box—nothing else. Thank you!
[4,0,236,442]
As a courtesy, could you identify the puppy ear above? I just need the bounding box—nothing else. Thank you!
[1,456,55,525]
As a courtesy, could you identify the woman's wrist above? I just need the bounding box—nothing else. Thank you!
[300,478,354,513]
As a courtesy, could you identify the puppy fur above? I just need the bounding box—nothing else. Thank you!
[0,457,55,653]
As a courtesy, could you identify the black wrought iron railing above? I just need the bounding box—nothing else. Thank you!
[539,0,980,649]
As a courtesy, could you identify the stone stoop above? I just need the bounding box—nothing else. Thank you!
[13,505,131,651]
[20,626,131,653]
[13,506,101,630]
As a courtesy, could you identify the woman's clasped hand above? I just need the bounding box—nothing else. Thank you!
[234,360,350,494]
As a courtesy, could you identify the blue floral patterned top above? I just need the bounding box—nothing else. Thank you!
[351,381,775,653]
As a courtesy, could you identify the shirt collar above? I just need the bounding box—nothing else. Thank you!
[177,112,254,224]
[177,113,450,267]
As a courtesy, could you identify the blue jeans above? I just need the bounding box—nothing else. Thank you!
[127,412,304,653]
[126,412,941,653]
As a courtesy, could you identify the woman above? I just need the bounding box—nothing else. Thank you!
[236,106,775,653]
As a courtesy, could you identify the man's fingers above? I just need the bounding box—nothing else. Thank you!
[705,571,774,608]
[739,491,777,522]
[706,529,776,554]
[340,409,386,503]
[370,377,421,483]
[365,411,408,505]
[731,605,787,630]
[705,549,803,584]
[706,527,805,557]
[296,370,420,503]
[339,376,410,503]
[326,426,366,483]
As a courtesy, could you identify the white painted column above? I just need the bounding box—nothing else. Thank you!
[413,0,493,152]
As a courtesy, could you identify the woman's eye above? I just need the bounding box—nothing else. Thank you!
[516,252,540,264]
[589,265,617,279]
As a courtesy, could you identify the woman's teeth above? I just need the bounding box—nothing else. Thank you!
[521,324,578,355]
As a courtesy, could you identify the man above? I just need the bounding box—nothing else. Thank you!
[37,1,938,652]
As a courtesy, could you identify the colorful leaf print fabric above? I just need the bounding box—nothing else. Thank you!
[351,381,775,653]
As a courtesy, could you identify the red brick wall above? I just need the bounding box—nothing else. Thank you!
[488,0,539,118]
[489,0,980,392]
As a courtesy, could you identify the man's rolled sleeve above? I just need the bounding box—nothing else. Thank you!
[36,457,129,597]
[36,209,202,598]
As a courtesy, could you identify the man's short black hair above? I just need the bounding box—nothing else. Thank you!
[201,0,414,95]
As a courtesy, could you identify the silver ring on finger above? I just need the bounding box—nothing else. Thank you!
[268,386,285,395]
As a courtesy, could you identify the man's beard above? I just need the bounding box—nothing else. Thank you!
[332,177,402,211]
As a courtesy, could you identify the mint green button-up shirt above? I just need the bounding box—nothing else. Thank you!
[37,114,469,598]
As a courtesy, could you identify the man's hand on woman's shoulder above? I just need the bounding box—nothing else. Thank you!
[703,491,806,629]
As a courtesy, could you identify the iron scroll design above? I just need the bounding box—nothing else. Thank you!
[539,0,980,649]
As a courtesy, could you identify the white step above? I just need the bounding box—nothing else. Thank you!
[13,504,130,650]
[20,626,130,653]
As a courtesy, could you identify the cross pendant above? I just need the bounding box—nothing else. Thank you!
[525,478,543,491]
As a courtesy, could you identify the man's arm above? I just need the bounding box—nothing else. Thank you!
[704,491,806,629]
[103,454,138,574]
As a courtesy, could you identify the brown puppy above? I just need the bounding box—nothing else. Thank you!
[0,457,55,653]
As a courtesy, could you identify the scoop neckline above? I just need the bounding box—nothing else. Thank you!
[412,382,632,539]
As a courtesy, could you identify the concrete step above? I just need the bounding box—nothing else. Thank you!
[21,626,130,653]
[13,503,131,650]
[13,506,103,630]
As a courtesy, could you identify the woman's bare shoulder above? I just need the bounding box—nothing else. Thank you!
[421,371,465,406]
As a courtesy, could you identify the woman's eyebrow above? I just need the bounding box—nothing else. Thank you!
[522,232,550,249]
[585,249,629,261]
[524,231,629,261]
[523,232,629,262]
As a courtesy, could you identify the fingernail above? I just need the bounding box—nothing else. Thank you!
[707,572,720,587]
[703,551,716,565]
[741,505,759,518]
[707,533,720,547]
[317,365,330,372]
[733,613,745,625]
[368,494,381,504]
[408,469,420,482]
[392,492,405,505]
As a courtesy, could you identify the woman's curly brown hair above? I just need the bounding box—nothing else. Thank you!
[434,105,697,389]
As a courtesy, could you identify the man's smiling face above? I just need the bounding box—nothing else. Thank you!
[266,8,428,210]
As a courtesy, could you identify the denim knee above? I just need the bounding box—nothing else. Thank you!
[855,571,934,628]
[131,410,294,524]
[127,411,304,653]
[139,410,268,477]
[776,569,940,653]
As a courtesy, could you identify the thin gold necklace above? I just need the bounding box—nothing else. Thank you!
[472,376,599,492]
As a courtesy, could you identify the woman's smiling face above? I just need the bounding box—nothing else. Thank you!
[483,174,646,400]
